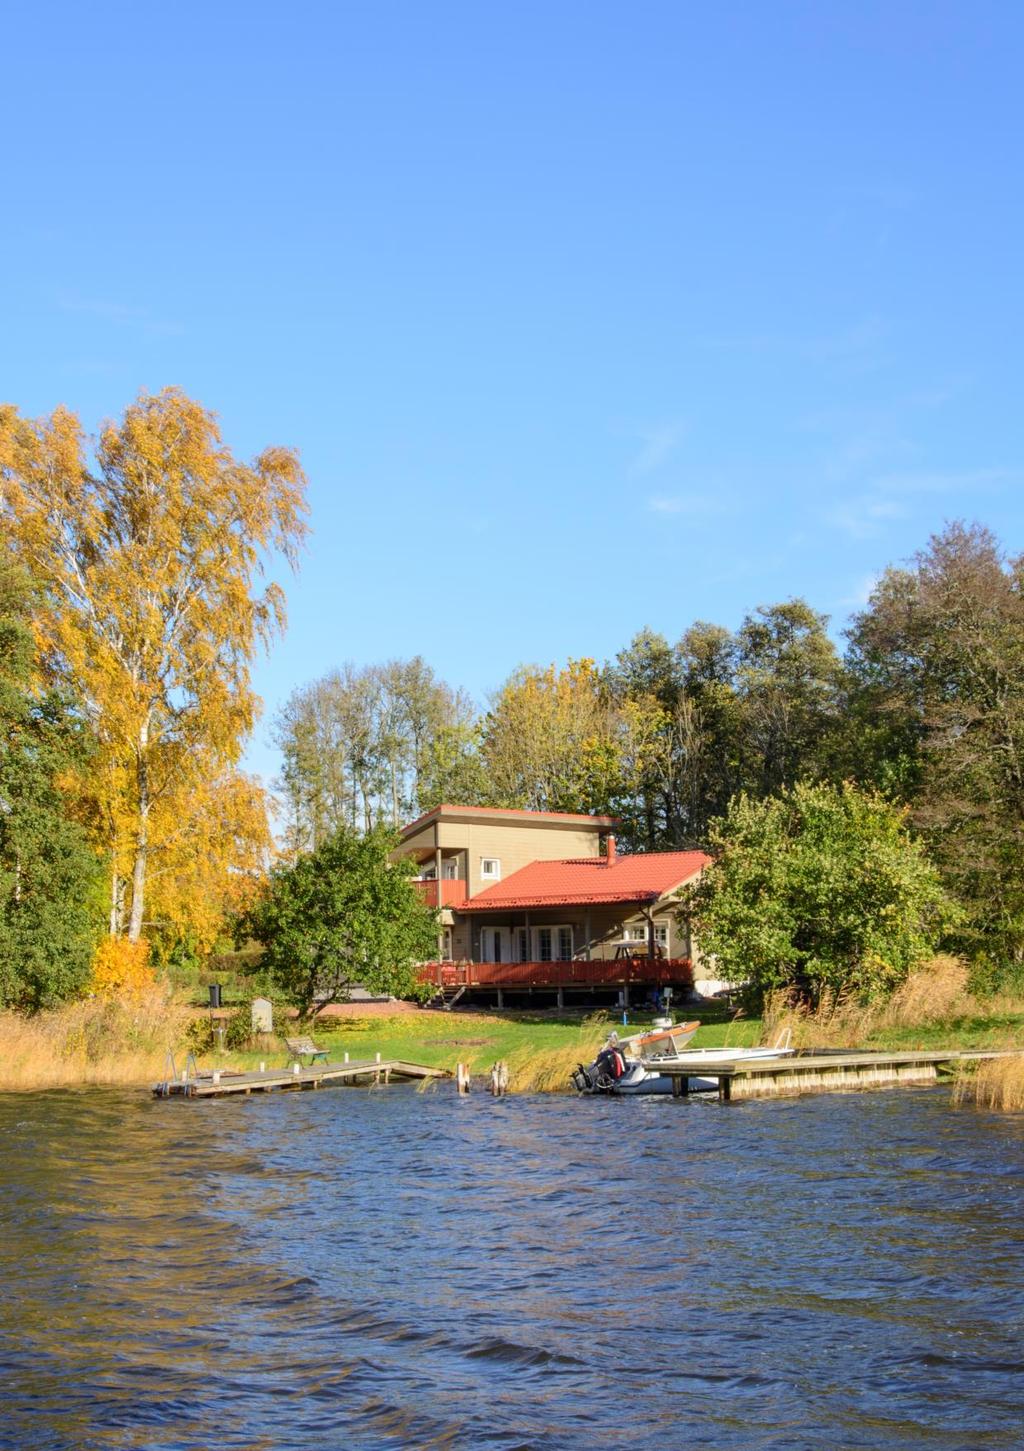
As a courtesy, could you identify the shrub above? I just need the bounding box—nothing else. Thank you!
[91,937,155,998]
[681,781,957,1005]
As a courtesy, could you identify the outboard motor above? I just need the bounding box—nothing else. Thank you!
[571,1063,597,1093]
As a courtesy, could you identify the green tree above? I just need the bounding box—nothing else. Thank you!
[273,658,476,849]
[481,659,620,814]
[735,600,845,797]
[679,781,954,1003]
[0,557,102,1010]
[847,523,1024,964]
[238,824,439,1016]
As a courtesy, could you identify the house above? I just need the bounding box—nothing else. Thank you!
[394,803,710,1006]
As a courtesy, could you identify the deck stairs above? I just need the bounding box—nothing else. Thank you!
[427,983,467,1011]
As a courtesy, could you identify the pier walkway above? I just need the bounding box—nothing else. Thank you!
[154,1057,448,1099]
[642,1047,1019,1100]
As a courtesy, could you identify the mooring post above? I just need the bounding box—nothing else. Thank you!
[490,1061,509,1096]
[457,1062,470,1094]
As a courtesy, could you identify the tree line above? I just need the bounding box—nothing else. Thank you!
[2,385,1021,1010]
[277,523,1024,977]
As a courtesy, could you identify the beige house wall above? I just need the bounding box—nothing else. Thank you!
[394,812,606,897]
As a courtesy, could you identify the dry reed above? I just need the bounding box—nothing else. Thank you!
[954,1055,1024,1112]
[503,1012,611,1093]
[0,989,194,1091]
[759,956,977,1051]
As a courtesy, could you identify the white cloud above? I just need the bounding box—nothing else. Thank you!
[828,496,909,540]
[647,492,729,518]
[630,422,686,476]
[55,293,184,338]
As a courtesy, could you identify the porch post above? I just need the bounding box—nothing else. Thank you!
[435,827,444,961]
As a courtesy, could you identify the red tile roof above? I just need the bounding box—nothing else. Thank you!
[459,850,710,911]
[400,802,620,839]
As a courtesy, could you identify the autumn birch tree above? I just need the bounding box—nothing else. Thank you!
[0,389,308,941]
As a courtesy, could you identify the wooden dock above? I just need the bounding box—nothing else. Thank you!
[641,1047,1019,1101]
[153,1057,449,1099]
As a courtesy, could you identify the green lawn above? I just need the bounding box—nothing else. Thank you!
[859,1010,1024,1053]
[212,1002,763,1078]
[203,998,1024,1082]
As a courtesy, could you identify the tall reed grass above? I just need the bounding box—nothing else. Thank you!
[954,1055,1024,1112]
[0,990,193,1091]
[503,1012,611,1093]
[758,956,978,1050]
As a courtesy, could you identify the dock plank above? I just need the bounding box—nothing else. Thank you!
[154,1058,448,1099]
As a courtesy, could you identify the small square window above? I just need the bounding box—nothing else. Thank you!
[481,858,501,879]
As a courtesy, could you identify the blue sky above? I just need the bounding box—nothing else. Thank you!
[3,1,1022,789]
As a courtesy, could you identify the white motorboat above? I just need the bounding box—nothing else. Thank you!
[571,1028,794,1095]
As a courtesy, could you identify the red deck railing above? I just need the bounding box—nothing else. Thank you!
[417,957,694,990]
[412,879,468,909]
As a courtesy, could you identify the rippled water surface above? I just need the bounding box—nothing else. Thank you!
[2,1083,1024,1449]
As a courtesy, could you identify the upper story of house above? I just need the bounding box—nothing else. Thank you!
[394,803,618,902]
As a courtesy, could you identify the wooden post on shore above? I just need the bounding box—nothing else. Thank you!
[490,1061,509,1096]
[457,1062,471,1094]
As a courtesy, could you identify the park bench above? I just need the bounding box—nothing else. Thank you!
[284,1035,329,1066]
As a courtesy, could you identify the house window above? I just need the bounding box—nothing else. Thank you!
[481,858,501,880]
[620,923,669,947]
[516,928,529,962]
[533,926,573,962]
[443,859,458,879]
[442,928,453,961]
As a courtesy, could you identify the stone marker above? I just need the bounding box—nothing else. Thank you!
[251,997,273,1034]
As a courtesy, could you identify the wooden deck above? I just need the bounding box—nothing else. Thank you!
[641,1047,1021,1101]
[153,1057,448,1099]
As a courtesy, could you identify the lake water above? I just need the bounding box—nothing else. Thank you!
[1,1083,1023,1450]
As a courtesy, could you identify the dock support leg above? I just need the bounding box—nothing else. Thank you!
[557,987,564,1009]
[718,1075,732,1102]
[672,1075,683,1098]
[496,989,504,1009]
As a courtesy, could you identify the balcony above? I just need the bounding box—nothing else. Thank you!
[413,878,467,909]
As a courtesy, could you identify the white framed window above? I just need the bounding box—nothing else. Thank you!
[442,928,453,961]
[532,925,573,962]
[443,859,459,879]
[515,928,529,962]
[620,923,668,947]
[480,858,501,880]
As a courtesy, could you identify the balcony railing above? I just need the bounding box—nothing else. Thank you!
[413,878,467,909]
[417,957,694,990]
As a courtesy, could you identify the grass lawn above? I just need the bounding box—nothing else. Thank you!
[214,1001,764,1080]
[859,1009,1024,1053]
